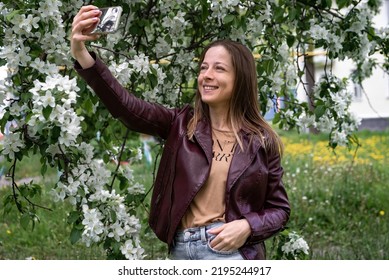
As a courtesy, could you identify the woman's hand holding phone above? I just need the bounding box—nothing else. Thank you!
[70,5,102,69]
[71,5,122,68]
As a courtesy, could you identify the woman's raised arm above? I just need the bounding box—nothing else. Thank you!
[70,5,101,69]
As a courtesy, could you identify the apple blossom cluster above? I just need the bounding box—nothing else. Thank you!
[162,11,190,39]
[0,1,72,73]
[1,132,25,160]
[209,0,241,23]
[315,76,361,146]
[81,193,144,260]
[28,74,144,258]
[0,0,145,259]
[49,144,144,259]
[28,74,82,147]
[290,75,361,146]
[281,231,310,259]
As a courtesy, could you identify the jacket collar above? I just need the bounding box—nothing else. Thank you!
[194,118,263,190]
[194,118,213,164]
[227,132,262,191]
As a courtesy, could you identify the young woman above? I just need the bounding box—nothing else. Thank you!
[70,5,290,260]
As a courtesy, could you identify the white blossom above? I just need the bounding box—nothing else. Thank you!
[81,205,105,246]
[130,53,151,75]
[309,21,329,41]
[281,231,310,259]
[50,182,67,202]
[120,239,145,260]
[78,142,94,164]
[109,60,133,86]
[46,144,62,157]
[296,112,316,130]
[331,130,348,146]
[108,223,126,241]
[155,37,172,58]
[315,114,337,132]
[38,0,62,19]
[127,182,145,195]
[1,132,25,159]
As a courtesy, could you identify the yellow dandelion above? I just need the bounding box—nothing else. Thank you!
[379,210,385,216]
[6,229,11,235]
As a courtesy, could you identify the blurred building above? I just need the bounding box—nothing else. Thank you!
[298,1,389,131]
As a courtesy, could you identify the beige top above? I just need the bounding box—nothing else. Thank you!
[181,128,237,228]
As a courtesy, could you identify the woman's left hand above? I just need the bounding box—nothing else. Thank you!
[207,219,251,251]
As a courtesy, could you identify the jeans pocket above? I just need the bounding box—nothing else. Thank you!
[206,239,239,256]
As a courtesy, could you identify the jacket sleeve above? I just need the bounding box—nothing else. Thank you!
[242,149,291,244]
[74,52,179,139]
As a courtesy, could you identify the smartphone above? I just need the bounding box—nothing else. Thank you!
[91,6,123,34]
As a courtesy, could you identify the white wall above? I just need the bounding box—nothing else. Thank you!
[347,0,389,118]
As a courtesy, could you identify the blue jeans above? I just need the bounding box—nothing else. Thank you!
[170,222,244,260]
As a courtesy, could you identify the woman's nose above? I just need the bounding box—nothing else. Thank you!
[203,68,214,79]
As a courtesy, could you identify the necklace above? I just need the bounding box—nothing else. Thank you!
[211,127,236,153]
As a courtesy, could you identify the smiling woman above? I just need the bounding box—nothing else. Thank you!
[70,6,290,260]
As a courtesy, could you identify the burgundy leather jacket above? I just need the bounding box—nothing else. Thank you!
[75,54,290,260]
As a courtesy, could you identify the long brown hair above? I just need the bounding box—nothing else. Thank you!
[187,39,283,155]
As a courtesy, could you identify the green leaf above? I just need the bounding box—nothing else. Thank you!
[0,112,10,133]
[70,227,82,244]
[40,163,48,177]
[263,59,275,75]
[223,14,235,24]
[201,1,209,20]
[286,35,295,48]
[42,106,53,120]
[288,7,298,21]
[273,6,285,22]
[67,211,80,224]
[20,213,31,230]
[5,10,21,22]
[272,112,281,125]
[336,0,351,9]
[110,209,117,223]
[103,153,111,163]
[51,126,61,140]
[19,185,29,197]
[119,175,128,190]
[314,105,326,120]
[83,98,95,115]
[15,151,24,161]
[147,74,158,88]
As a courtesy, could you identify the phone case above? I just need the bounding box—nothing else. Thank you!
[92,6,123,34]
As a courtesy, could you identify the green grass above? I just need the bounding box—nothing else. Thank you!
[274,129,389,259]
[0,130,388,259]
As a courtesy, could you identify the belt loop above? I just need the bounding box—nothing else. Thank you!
[200,226,207,242]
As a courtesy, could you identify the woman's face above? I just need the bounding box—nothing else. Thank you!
[198,45,235,109]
